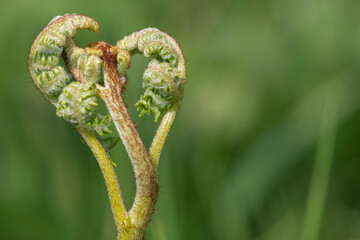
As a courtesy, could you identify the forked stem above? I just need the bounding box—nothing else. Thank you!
[93,41,158,238]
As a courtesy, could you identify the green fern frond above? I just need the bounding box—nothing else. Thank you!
[56,81,97,123]
[64,39,104,84]
[86,115,112,136]
[117,28,185,122]
[28,14,99,101]
[56,81,112,137]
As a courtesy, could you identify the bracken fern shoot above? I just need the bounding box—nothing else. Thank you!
[28,14,186,240]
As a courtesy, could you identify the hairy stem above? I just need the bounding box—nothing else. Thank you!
[102,91,158,239]
[149,100,179,171]
[77,126,128,231]
[94,42,158,238]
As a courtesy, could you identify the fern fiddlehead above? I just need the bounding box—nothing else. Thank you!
[56,81,112,136]
[117,28,185,121]
[28,14,186,240]
[28,14,98,100]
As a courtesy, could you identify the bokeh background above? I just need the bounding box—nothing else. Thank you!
[1,0,360,239]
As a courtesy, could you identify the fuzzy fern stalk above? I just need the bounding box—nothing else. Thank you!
[28,14,186,240]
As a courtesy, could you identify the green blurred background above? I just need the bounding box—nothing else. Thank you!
[1,0,360,239]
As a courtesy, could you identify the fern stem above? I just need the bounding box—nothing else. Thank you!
[93,41,158,238]
[101,77,158,231]
[77,126,129,232]
[149,100,179,171]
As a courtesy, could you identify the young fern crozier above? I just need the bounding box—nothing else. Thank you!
[28,14,185,240]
